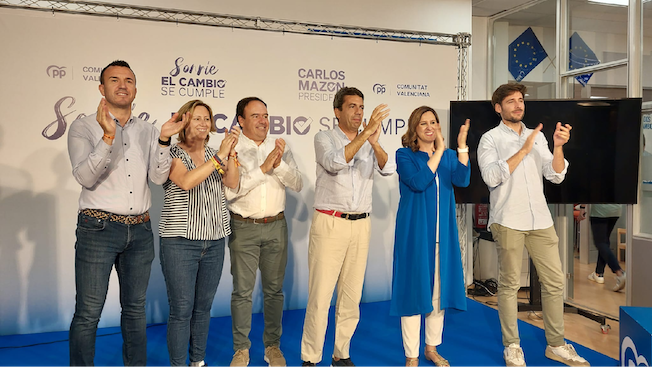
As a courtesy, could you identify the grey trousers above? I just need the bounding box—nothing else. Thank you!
[229,216,288,351]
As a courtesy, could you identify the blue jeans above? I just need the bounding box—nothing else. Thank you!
[69,212,155,366]
[589,216,622,275]
[160,237,225,366]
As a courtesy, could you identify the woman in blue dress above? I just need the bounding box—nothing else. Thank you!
[391,106,470,366]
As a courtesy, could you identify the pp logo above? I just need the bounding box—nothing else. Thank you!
[373,84,386,94]
[621,336,650,367]
[47,65,67,79]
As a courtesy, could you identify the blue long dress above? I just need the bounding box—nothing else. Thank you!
[390,147,470,316]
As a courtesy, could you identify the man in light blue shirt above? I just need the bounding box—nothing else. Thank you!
[477,83,588,367]
[67,60,185,366]
[300,87,395,366]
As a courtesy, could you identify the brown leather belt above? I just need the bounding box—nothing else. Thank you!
[231,211,284,224]
[80,208,150,225]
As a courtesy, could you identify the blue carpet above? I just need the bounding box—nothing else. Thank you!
[0,299,616,366]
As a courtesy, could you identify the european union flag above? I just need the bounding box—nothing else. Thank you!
[569,32,599,86]
[508,27,548,82]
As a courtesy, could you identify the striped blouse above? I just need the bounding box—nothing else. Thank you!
[159,145,231,240]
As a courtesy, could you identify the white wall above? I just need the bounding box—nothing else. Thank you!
[0,1,472,336]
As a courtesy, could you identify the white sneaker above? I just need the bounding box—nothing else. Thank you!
[587,272,604,284]
[545,344,590,366]
[504,343,526,366]
[613,271,626,292]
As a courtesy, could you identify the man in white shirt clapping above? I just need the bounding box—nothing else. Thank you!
[226,97,303,367]
[477,83,589,367]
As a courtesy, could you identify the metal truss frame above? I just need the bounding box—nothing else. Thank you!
[0,0,470,100]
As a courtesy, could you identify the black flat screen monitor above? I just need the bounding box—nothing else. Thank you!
[449,98,641,204]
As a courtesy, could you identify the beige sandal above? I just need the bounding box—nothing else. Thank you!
[424,346,450,367]
[406,357,419,366]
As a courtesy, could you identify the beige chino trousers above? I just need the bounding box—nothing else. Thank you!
[300,210,371,363]
[490,224,566,347]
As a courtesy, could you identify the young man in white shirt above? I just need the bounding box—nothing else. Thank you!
[477,83,589,367]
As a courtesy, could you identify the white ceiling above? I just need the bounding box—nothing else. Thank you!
[472,0,652,35]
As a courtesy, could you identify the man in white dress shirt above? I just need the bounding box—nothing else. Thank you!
[477,83,589,367]
[226,97,303,367]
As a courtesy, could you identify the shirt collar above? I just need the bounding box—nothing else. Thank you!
[335,125,355,141]
[240,132,270,147]
[499,120,525,136]
[108,112,134,128]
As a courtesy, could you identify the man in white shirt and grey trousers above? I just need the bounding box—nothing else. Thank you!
[477,82,589,367]
[225,96,303,367]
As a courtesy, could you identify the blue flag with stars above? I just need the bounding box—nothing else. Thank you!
[508,27,548,82]
[569,32,599,86]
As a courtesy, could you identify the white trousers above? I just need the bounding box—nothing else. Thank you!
[400,243,444,358]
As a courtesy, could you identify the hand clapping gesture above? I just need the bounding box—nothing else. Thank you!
[364,104,390,145]
[96,98,117,139]
[160,111,190,142]
[458,119,470,149]
[553,122,572,147]
[218,126,241,159]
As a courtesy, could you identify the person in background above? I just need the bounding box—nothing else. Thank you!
[578,204,626,291]
[391,106,470,366]
[158,99,241,366]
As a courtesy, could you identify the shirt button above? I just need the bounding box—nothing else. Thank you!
[130,191,133,194]
[126,159,129,161]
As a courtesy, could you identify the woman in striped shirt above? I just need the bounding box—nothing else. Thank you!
[159,99,240,366]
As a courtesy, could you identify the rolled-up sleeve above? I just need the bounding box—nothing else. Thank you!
[273,147,303,193]
[538,135,568,184]
[477,134,511,188]
[148,126,172,185]
[375,142,396,176]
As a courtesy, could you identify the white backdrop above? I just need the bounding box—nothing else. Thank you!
[0,7,460,335]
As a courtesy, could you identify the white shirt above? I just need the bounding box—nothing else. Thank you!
[225,133,303,218]
[313,126,395,213]
[477,121,568,231]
